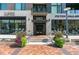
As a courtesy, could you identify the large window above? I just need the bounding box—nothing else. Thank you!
[51,3,62,14]
[0,3,27,10]
[21,3,26,10]
[68,20,79,35]
[33,4,47,12]
[51,20,66,34]
[15,3,22,10]
[51,20,79,35]
[1,20,9,34]
[15,3,26,10]
[0,17,26,34]
[1,3,8,10]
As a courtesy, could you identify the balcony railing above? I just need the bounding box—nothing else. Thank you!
[32,8,47,13]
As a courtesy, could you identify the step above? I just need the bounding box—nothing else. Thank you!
[29,39,51,42]
[27,42,52,45]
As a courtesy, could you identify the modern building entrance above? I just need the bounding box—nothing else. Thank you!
[33,16,46,35]
[34,23,46,35]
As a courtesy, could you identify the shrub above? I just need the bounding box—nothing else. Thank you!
[54,38,65,48]
[15,32,27,47]
[53,31,65,48]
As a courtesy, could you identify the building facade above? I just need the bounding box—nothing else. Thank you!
[0,3,79,36]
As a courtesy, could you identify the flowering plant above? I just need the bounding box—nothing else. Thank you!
[15,32,27,47]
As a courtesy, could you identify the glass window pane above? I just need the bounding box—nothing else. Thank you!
[51,20,66,34]
[1,20,9,34]
[57,5,61,13]
[68,20,79,35]
[15,3,21,10]
[68,10,74,14]
[21,3,26,10]
[1,3,8,10]
[9,20,15,34]
[57,3,61,5]
[51,6,57,14]
[75,10,79,14]
[51,3,57,5]
[0,17,26,34]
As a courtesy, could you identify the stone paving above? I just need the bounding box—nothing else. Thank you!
[0,42,79,55]
[0,35,79,55]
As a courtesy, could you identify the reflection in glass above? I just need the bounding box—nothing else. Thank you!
[33,4,47,12]
[1,20,9,34]
[0,18,26,34]
[68,20,79,35]
[51,20,66,34]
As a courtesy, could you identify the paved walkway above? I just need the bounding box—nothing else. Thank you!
[0,42,79,55]
[0,35,79,55]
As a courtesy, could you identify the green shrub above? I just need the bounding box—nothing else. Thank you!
[54,38,65,48]
[53,31,65,48]
[21,32,27,47]
[21,35,27,47]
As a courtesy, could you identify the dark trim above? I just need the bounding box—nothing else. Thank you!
[0,16,26,20]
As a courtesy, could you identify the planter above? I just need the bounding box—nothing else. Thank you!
[15,32,27,47]
[53,31,65,48]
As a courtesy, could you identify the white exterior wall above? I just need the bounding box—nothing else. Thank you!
[0,10,33,35]
[46,13,54,35]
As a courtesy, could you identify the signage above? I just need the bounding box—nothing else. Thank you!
[55,14,79,18]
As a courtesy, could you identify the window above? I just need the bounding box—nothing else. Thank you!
[51,6,57,14]
[1,20,10,34]
[68,20,79,35]
[33,4,47,12]
[1,3,8,10]
[51,20,66,34]
[15,3,26,10]
[51,3,57,5]
[51,3,62,14]
[75,10,79,14]
[57,5,62,13]
[0,17,26,34]
[21,3,26,10]
[15,3,22,10]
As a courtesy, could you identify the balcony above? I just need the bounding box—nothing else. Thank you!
[31,4,48,15]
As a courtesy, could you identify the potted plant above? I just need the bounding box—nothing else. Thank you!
[15,32,22,47]
[21,32,27,47]
[15,32,27,47]
[53,31,65,48]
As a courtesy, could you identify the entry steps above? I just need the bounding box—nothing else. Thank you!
[28,42,52,45]
[27,38,53,45]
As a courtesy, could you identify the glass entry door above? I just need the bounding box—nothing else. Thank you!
[34,23,46,35]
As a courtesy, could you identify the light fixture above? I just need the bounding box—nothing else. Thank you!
[64,7,71,39]
[64,7,71,11]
